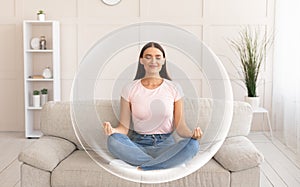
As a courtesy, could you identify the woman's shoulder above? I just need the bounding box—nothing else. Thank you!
[125,79,140,88]
[163,79,184,99]
[122,79,141,92]
[121,80,141,101]
[163,79,182,90]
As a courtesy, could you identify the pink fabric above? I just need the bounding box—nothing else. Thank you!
[121,79,184,134]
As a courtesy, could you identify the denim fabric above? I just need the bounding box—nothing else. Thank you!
[107,132,199,170]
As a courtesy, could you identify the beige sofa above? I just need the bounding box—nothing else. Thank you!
[19,98,263,187]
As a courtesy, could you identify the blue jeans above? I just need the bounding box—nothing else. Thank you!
[107,132,199,170]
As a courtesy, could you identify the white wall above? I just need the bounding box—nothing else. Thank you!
[0,0,275,131]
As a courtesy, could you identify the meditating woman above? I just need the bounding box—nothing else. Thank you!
[103,42,202,170]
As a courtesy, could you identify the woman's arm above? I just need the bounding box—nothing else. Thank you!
[173,99,203,139]
[103,97,131,135]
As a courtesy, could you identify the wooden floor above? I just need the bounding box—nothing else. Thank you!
[0,132,36,187]
[248,133,300,187]
[0,132,299,187]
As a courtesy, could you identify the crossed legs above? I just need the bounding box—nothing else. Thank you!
[107,133,199,170]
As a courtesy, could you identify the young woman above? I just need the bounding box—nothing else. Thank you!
[103,42,202,170]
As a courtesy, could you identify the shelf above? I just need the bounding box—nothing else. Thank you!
[252,107,268,113]
[23,20,60,139]
[26,49,53,53]
[27,106,43,110]
[27,78,53,82]
[24,20,56,25]
[26,130,43,138]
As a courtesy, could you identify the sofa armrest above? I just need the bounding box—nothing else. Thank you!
[214,136,264,172]
[18,136,76,172]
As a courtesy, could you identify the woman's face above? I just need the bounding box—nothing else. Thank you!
[140,47,165,77]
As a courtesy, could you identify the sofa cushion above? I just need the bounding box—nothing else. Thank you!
[184,98,252,138]
[52,150,230,187]
[231,166,261,187]
[214,136,264,172]
[41,100,121,151]
[18,136,76,171]
[227,101,252,137]
[41,101,82,148]
[139,159,230,187]
[184,98,212,133]
[51,150,139,187]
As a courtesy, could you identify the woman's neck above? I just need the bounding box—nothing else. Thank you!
[141,76,164,89]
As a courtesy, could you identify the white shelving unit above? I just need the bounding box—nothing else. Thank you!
[23,20,61,138]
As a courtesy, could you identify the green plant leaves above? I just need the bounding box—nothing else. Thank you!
[230,27,272,97]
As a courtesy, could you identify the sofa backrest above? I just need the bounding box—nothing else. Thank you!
[41,101,81,147]
[183,98,252,138]
[228,101,253,137]
[40,98,252,150]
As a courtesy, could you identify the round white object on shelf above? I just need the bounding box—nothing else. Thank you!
[102,0,121,6]
[30,37,40,50]
[42,67,52,79]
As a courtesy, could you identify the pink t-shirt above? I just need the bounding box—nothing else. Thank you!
[121,79,184,134]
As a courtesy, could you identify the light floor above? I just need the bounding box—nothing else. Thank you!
[248,132,300,187]
[0,132,299,187]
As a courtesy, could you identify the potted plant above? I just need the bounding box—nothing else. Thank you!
[229,27,272,109]
[41,88,48,106]
[32,90,40,107]
[37,10,45,21]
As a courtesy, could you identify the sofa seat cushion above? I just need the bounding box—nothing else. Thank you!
[139,159,230,187]
[52,151,230,187]
[51,150,139,187]
[214,136,264,172]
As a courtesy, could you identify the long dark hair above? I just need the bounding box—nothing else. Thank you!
[134,42,171,80]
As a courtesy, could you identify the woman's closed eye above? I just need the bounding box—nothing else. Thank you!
[144,55,163,62]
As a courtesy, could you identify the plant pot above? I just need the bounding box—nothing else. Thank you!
[41,94,48,106]
[37,14,45,21]
[245,96,260,109]
[33,95,40,107]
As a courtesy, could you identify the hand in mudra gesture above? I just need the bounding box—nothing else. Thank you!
[103,122,117,136]
[192,127,203,140]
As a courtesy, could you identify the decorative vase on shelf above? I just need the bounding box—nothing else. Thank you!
[32,90,40,107]
[37,10,45,21]
[245,96,260,110]
[41,88,48,106]
[39,36,47,50]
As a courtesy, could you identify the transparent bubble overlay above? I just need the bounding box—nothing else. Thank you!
[70,22,233,183]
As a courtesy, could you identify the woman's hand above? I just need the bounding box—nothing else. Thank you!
[192,127,203,140]
[103,122,117,136]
